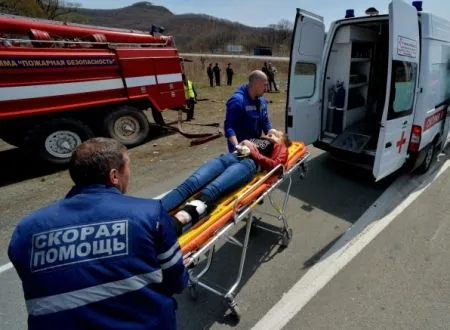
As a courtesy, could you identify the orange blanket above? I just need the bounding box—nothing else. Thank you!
[176,141,307,254]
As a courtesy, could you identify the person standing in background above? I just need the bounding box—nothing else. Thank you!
[267,62,279,92]
[226,63,234,86]
[207,63,214,87]
[183,74,197,121]
[213,63,221,86]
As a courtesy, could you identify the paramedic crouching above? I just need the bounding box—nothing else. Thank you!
[8,138,188,330]
[224,70,278,152]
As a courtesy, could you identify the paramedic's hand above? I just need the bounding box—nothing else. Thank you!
[241,140,257,149]
[235,144,250,156]
[268,129,278,136]
[183,255,195,269]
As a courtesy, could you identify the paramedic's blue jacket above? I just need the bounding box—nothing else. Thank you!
[8,184,189,330]
[224,84,273,152]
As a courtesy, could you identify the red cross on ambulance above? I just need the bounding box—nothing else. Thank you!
[396,131,407,153]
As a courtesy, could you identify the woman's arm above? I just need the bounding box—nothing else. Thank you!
[249,143,288,172]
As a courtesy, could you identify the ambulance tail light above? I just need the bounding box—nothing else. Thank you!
[409,125,422,152]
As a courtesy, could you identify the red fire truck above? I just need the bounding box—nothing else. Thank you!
[0,14,188,164]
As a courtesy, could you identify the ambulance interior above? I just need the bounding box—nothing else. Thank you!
[323,19,394,155]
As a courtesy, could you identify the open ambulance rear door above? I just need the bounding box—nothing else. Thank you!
[373,0,421,181]
[286,9,325,145]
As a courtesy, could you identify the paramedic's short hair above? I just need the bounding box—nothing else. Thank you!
[249,70,267,85]
[69,137,127,186]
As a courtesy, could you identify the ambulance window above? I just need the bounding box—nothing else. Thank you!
[292,62,316,99]
[388,60,417,120]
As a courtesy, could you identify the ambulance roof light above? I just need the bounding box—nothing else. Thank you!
[345,9,355,18]
[365,7,379,16]
[412,1,423,11]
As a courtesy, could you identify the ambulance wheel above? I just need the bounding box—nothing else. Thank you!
[25,118,94,165]
[104,106,150,148]
[281,228,293,247]
[417,142,435,174]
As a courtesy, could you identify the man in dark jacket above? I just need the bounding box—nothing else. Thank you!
[207,63,214,87]
[213,63,221,86]
[224,70,276,152]
[8,137,189,330]
[226,63,234,86]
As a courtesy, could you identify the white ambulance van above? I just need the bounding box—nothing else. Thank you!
[286,0,450,181]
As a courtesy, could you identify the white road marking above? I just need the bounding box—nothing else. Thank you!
[252,159,450,330]
[0,262,13,274]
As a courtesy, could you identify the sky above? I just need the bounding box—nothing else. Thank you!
[76,0,449,29]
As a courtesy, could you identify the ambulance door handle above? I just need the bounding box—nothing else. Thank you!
[403,120,408,125]
[385,142,392,148]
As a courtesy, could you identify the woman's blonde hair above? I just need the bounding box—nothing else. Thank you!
[281,132,292,148]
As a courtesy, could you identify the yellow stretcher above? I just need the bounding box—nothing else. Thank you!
[172,142,310,320]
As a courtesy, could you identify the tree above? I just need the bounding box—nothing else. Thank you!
[36,0,81,20]
[0,0,85,21]
[275,19,293,41]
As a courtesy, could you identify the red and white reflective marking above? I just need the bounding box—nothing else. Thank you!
[424,106,447,131]
[0,73,182,102]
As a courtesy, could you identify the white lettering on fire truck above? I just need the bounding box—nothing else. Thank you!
[0,60,18,67]
[31,220,128,272]
[0,58,116,69]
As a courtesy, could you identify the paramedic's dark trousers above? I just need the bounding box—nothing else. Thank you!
[161,153,257,211]
[186,98,195,121]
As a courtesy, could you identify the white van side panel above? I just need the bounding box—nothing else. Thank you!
[286,10,325,145]
[413,13,450,151]
[372,0,421,181]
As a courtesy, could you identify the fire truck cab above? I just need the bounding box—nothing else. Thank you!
[0,14,186,164]
[287,0,450,181]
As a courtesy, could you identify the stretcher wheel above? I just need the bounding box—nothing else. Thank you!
[298,162,308,179]
[281,228,293,247]
[188,284,198,301]
[250,216,261,235]
[227,299,241,321]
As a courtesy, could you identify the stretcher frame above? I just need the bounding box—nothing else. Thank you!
[182,151,310,320]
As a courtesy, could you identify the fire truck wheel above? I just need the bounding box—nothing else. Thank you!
[25,118,94,165]
[103,107,150,148]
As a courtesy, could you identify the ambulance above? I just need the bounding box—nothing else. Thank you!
[286,0,450,181]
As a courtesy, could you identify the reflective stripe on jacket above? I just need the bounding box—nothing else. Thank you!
[8,184,189,330]
[184,80,195,100]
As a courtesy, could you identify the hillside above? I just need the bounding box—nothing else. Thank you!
[75,2,292,55]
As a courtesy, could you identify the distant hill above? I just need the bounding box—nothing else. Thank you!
[74,2,292,55]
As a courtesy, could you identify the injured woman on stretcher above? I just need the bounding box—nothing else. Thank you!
[161,129,292,236]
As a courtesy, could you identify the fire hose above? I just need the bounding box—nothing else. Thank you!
[151,108,223,146]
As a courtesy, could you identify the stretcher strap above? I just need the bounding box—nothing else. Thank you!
[178,142,307,254]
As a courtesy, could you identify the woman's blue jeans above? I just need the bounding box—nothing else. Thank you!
[161,153,257,211]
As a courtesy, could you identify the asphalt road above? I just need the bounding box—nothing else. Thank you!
[0,144,449,329]
[285,159,450,330]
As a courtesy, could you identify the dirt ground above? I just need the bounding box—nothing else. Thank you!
[0,77,288,256]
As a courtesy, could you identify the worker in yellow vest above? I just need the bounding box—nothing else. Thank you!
[182,74,197,121]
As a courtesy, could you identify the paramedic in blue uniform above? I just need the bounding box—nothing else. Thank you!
[8,137,188,330]
[224,70,278,152]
